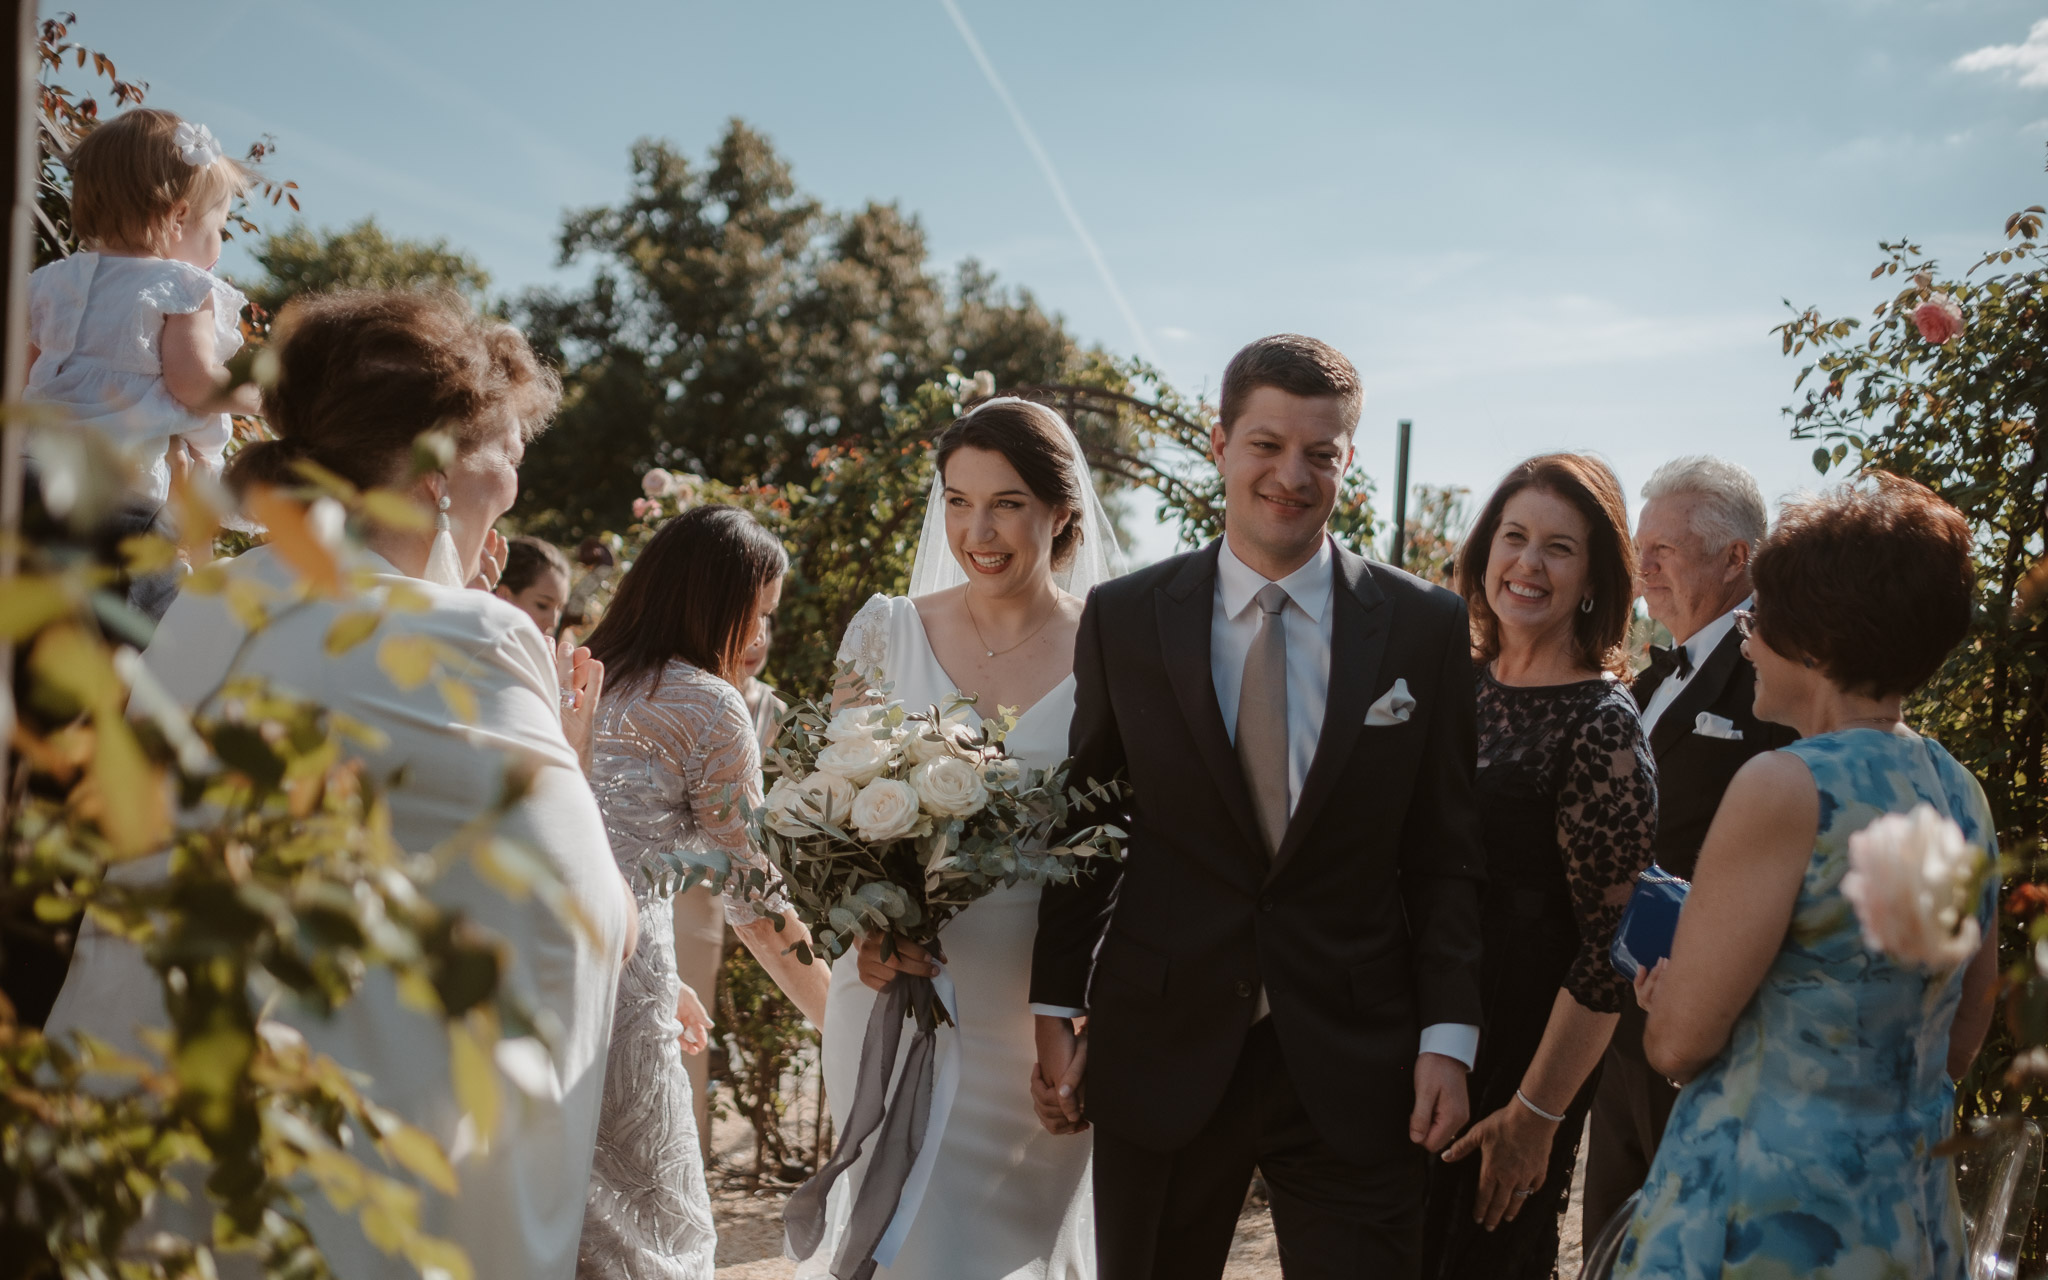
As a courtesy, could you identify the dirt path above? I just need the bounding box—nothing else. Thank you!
[708,1117,1593,1279]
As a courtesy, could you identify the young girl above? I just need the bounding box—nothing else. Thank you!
[26,108,261,504]
[492,534,572,636]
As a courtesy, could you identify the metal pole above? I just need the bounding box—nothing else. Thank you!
[1388,418,1412,569]
[0,0,37,788]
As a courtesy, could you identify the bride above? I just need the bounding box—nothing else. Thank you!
[797,397,1123,1279]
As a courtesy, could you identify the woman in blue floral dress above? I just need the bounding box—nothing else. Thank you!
[1618,473,2001,1280]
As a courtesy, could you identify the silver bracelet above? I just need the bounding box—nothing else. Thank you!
[1514,1088,1566,1124]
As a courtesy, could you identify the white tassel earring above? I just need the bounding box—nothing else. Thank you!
[423,491,466,588]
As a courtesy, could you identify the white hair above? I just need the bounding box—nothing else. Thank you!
[1641,455,1767,552]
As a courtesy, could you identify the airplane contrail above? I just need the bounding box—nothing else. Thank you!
[937,0,1158,364]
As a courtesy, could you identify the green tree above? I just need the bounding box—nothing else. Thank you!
[245,218,490,316]
[514,121,1083,539]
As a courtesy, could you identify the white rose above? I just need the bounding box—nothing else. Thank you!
[910,755,990,818]
[825,703,891,744]
[851,778,922,843]
[814,733,897,785]
[906,719,978,764]
[764,771,858,836]
[1841,803,1986,971]
[641,467,678,498]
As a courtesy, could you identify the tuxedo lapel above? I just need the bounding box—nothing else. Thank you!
[1649,628,1746,759]
[1268,549,1389,882]
[1156,543,1267,867]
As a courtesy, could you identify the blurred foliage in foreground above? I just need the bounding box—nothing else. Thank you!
[1,431,572,1279]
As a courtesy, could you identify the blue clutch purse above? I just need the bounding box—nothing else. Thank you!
[1611,864,1689,982]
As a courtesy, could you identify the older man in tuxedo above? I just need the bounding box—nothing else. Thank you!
[1581,455,1796,1237]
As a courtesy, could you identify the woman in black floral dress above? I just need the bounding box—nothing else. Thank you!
[1422,454,1658,1280]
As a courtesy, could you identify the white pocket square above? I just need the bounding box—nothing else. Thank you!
[1364,678,1416,727]
[1693,712,1743,740]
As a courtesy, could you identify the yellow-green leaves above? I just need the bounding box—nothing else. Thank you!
[447,1012,501,1150]
[325,610,384,655]
[0,574,73,641]
[377,634,437,689]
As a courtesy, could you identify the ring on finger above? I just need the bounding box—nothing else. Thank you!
[1513,1188,1533,1198]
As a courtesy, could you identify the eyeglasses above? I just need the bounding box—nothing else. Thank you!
[1733,608,1758,640]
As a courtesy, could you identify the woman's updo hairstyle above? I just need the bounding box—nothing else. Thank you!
[934,398,1087,569]
[227,290,561,494]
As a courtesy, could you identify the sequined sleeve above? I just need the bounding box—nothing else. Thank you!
[593,664,789,927]
[1556,693,1660,1013]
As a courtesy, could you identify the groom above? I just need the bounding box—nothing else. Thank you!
[1030,334,1485,1278]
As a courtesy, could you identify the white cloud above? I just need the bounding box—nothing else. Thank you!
[1955,19,2048,87]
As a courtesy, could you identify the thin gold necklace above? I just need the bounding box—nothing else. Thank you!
[965,593,1058,659]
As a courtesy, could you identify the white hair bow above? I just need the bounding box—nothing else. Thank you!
[172,121,223,169]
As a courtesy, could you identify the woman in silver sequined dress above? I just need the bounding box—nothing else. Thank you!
[576,506,831,1279]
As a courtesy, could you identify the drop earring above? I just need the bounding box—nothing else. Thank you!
[423,490,465,588]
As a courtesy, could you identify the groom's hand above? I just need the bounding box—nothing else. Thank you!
[1410,1051,1470,1153]
[1032,1015,1088,1134]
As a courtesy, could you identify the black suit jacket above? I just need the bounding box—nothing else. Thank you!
[1029,540,1486,1155]
[1631,626,1798,880]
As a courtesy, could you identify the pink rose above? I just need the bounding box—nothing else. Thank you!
[642,468,678,499]
[632,497,656,519]
[1912,294,1964,345]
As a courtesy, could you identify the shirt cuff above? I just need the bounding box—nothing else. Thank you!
[1418,1022,1480,1069]
[1030,1003,1086,1019]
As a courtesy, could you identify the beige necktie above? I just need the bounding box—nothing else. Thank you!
[1236,583,1291,856]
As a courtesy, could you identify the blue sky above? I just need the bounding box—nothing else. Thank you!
[80,0,2048,563]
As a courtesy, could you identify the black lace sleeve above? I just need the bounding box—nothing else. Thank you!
[1555,691,1659,1013]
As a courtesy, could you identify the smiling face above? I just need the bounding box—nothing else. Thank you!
[441,413,526,582]
[942,445,1071,600]
[1211,386,1352,576]
[496,566,568,637]
[1484,486,1593,653]
[1741,600,1821,728]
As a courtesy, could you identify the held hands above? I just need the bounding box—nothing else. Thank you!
[1440,1094,1559,1231]
[1409,1051,1470,1154]
[854,931,939,992]
[676,981,714,1056]
[1031,1015,1088,1135]
[557,640,605,774]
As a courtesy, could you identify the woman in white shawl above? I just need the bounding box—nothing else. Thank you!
[46,291,633,1280]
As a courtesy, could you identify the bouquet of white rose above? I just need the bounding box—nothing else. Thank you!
[751,668,1125,980]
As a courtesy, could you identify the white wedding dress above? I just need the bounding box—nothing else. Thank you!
[796,592,1094,1280]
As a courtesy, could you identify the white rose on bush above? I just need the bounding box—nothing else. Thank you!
[851,778,922,842]
[911,755,990,818]
[764,771,858,836]
[814,733,897,785]
[1841,803,1987,972]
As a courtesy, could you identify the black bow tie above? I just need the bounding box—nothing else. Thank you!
[1647,644,1694,681]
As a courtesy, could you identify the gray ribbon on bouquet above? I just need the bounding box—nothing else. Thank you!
[784,974,940,1280]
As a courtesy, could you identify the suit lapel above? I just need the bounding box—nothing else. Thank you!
[1268,548,1389,882]
[1649,627,1746,759]
[1156,542,1267,868]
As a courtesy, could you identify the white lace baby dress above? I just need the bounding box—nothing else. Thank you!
[25,252,248,504]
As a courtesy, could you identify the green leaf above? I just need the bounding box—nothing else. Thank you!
[326,610,384,655]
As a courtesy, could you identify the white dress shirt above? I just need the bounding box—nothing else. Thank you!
[1638,600,1747,737]
[1211,536,1477,1068]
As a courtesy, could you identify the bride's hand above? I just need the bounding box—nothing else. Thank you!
[854,932,938,992]
[675,981,714,1055]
